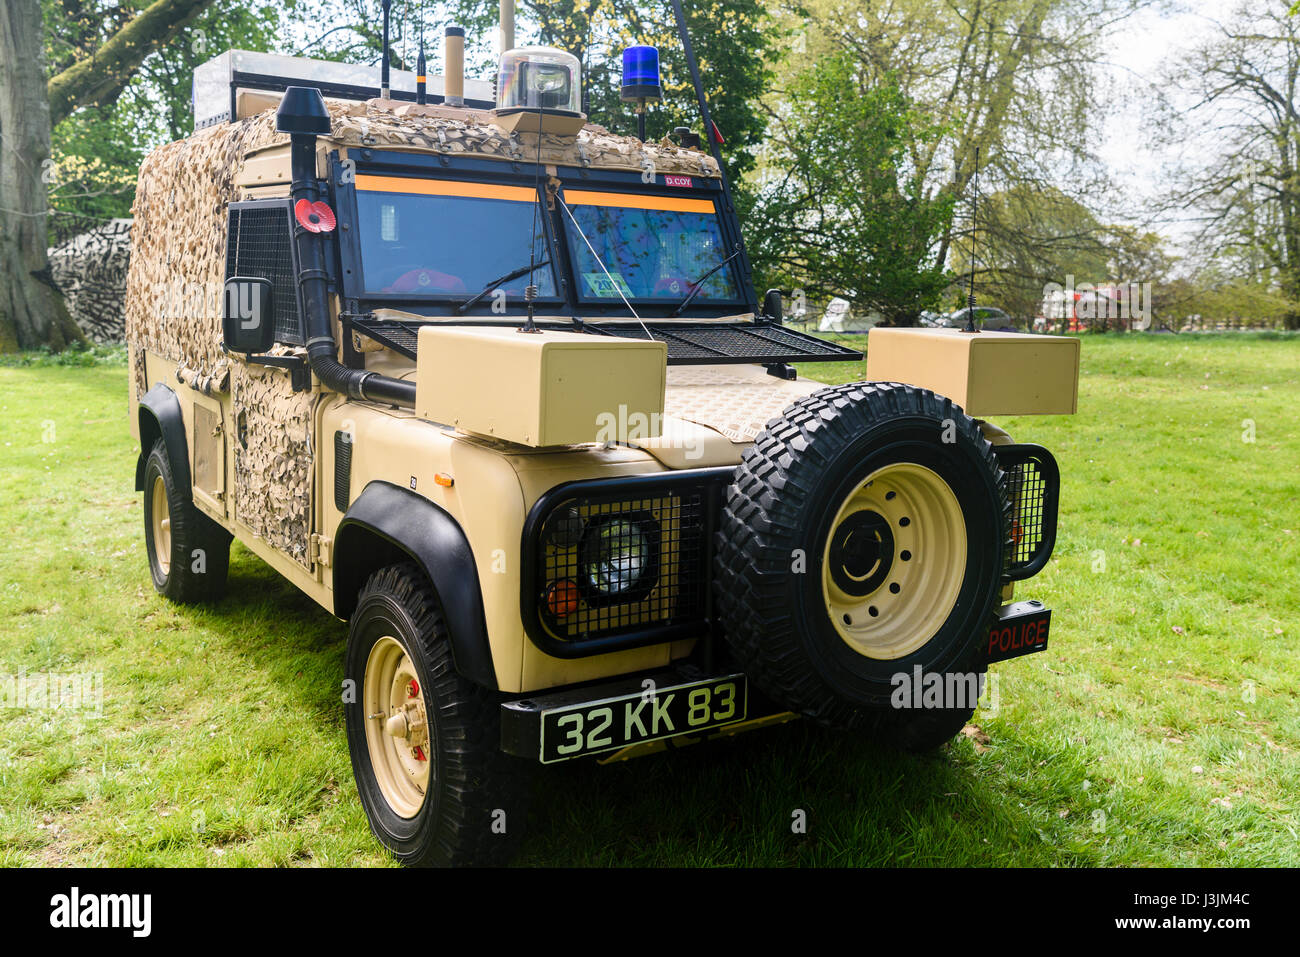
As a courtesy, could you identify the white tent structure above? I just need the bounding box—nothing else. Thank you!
[818,297,879,332]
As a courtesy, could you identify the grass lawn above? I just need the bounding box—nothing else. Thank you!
[1,334,1297,866]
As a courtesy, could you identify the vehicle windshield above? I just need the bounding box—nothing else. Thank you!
[355,176,555,298]
[561,189,741,303]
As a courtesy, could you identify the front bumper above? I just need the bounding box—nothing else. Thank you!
[502,598,1050,764]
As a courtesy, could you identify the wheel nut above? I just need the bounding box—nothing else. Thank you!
[385,712,408,738]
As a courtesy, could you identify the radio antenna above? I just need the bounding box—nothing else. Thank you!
[379,0,392,99]
[415,27,426,104]
[520,106,545,333]
[669,0,758,317]
[965,146,980,333]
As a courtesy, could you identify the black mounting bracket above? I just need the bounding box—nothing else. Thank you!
[246,353,311,392]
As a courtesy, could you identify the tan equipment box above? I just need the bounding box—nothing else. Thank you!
[866,328,1080,416]
[415,326,668,446]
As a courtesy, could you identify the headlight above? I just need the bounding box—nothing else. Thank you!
[579,515,658,600]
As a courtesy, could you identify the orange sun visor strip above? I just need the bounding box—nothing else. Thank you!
[563,189,717,215]
[355,174,537,203]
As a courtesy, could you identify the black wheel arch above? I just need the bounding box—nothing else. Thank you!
[135,383,191,494]
[333,481,497,690]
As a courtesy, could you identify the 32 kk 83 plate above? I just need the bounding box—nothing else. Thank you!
[539,673,748,763]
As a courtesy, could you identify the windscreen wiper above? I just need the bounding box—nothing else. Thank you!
[455,259,550,314]
[671,248,743,316]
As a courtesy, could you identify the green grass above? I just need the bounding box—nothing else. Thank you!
[1,333,1297,866]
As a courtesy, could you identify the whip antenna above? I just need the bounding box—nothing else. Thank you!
[379,0,392,99]
[415,14,426,104]
[966,146,980,333]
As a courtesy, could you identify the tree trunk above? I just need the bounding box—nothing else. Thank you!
[0,0,83,352]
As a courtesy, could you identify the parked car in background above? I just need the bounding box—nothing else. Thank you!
[950,306,1015,330]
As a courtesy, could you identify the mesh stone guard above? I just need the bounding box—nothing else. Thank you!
[520,467,734,658]
[993,444,1061,581]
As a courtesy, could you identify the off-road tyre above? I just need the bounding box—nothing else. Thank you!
[142,438,231,602]
[715,382,1009,742]
[866,705,977,754]
[345,563,532,867]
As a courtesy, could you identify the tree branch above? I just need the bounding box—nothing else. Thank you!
[46,0,215,127]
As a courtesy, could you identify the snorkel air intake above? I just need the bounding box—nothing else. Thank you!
[277,87,416,407]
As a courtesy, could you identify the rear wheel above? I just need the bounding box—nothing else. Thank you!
[345,563,532,867]
[142,438,230,602]
[715,382,1008,746]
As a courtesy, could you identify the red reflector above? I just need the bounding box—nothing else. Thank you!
[545,579,581,618]
[295,199,336,233]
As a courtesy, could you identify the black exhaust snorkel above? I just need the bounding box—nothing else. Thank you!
[277,86,416,407]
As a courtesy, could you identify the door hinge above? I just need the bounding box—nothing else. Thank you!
[310,534,332,567]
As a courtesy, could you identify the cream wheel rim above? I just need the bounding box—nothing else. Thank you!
[150,475,172,576]
[362,636,431,818]
[821,463,966,660]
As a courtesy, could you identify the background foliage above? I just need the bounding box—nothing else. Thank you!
[31,0,1300,328]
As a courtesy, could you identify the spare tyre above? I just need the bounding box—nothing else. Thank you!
[715,381,1009,729]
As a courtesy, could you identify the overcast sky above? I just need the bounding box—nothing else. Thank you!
[1099,2,1223,244]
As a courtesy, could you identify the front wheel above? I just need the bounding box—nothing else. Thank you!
[345,563,532,867]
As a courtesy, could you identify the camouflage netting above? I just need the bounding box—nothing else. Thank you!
[330,101,722,177]
[48,219,132,343]
[231,364,315,566]
[125,113,285,375]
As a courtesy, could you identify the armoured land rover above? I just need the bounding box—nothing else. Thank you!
[124,13,1080,866]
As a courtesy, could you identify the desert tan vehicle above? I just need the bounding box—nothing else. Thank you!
[124,13,1079,866]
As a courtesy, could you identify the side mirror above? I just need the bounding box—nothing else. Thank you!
[222,277,275,354]
[762,288,784,325]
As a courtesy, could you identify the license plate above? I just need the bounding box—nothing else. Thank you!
[986,600,1051,663]
[538,674,747,763]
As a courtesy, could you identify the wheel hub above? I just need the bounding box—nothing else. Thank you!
[150,474,172,576]
[821,463,967,660]
[362,636,431,819]
[828,510,895,596]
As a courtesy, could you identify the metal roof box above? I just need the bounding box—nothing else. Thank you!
[192,49,496,131]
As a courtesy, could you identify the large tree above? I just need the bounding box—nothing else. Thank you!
[1,0,214,352]
[757,0,1142,316]
[1166,1,1300,328]
[748,54,956,324]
